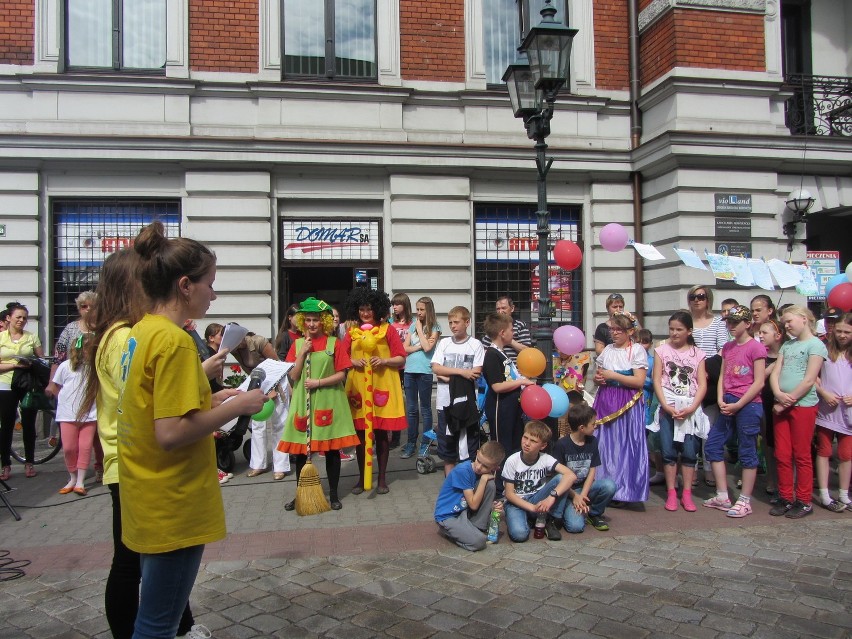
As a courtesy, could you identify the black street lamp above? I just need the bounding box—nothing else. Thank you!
[503,0,577,384]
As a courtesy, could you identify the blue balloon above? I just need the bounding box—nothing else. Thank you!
[825,273,848,298]
[543,383,570,418]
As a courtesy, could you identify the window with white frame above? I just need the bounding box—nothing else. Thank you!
[484,0,566,86]
[282,0,377,80]
[64,0,166,71]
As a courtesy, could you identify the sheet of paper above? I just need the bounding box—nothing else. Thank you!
[218,322,249,354]
[794,264,820,296]
[705,252,735,280]
[728,256,755,287]
[632,242,666,261]
[748,258,775,290]
[237,359,294,394]
[673,247,707,270]
[767,259,802,289]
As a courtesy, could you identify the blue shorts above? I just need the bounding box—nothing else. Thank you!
[705,394,762,469]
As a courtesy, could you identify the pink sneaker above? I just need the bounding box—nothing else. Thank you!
[703,495,732,511]
[681,491,697,512]
[665,489,678,511]
[726,497,752,518]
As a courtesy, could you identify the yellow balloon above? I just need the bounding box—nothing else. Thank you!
[517,348,547,378]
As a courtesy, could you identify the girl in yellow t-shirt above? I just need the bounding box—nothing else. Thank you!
[116,222,265,639]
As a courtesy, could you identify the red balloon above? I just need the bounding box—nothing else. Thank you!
[827,282,852,312]
[520,385,552,420]
[554,240,583,271]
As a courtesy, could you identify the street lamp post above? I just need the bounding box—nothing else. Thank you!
[503,0,577,384]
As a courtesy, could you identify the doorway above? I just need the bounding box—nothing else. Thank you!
[279,265,381,328]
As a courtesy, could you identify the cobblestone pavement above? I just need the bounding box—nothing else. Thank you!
[2,452,851,638]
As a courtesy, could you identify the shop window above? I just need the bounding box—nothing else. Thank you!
[282,0,377,80]
[484,0,566,86]
[64,0,166,72]
[474,203,582,336]
[51,199,180,340]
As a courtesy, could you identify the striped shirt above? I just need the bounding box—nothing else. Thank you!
[692,315,730,358]
[481,318,532,364]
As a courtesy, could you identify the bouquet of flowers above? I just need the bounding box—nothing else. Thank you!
[223,364,246,388]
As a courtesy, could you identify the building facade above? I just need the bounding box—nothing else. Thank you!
[0,0,850,344]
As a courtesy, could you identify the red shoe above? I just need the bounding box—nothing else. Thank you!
[25,464,37,478]
[0,466,10,481]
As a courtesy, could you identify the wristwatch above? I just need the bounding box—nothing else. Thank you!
[549,489,559,498]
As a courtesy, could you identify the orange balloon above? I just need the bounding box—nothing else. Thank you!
[516,348,547,378]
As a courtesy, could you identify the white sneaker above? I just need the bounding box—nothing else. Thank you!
[185,624,212,639]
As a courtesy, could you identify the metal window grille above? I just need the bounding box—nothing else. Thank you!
[51,199,180,343]
[474,203,583,337]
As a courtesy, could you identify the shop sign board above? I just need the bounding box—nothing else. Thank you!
[282,220,380,261]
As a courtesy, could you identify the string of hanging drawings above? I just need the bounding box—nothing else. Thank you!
[629,241,819,294]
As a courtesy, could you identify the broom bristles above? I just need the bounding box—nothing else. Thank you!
[295,460,330,516]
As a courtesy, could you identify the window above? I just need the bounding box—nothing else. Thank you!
[282,0,377,80]
[484,0,566,86]
[474,203,583,334]
[64,0,166,71]
[51,200,180,339]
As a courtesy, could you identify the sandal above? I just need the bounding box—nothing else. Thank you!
[0,466,10,481]
[704,475,716,488]
[25,463,37,478]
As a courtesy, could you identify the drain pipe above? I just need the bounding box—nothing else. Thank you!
[628,0,644,322]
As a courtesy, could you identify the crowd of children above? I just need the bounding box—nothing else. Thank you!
[9,286,848,557]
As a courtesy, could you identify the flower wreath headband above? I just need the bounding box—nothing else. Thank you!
[611,311,638,327]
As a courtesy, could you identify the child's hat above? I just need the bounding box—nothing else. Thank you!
[726,305,752,322]
[823,307,841,320]
[297,297,331,314]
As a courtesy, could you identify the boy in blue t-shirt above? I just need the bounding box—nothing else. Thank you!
[551,403,617,533]
[434,441,506,551]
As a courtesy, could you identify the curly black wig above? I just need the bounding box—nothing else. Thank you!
[343,287,391,323]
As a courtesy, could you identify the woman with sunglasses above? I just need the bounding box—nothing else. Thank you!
[594,293,627,355]
[687,286,729,358]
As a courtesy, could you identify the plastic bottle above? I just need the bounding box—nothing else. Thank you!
[533,513,546,539]
[486,508,500,544]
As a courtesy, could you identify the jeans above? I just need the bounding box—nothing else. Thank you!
[504,476,568,542]
[705,394,762,469]
[404,372,433,447]
[658,409,699,467]
[107,485,194,639]
[562,479,617,533]
[134,545,204,639]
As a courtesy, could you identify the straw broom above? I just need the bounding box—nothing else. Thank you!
[295,353,330,516]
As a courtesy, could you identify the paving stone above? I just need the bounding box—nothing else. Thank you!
[656,604,706,624]
[469,605,523,628]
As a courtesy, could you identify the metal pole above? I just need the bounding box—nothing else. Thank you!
[529,102,555,384]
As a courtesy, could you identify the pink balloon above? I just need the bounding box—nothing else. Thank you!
[600,223,629,252]
[520,385,552,420]
[554,240,583,271]
[553,325,586,355]
[827,282,852,312]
